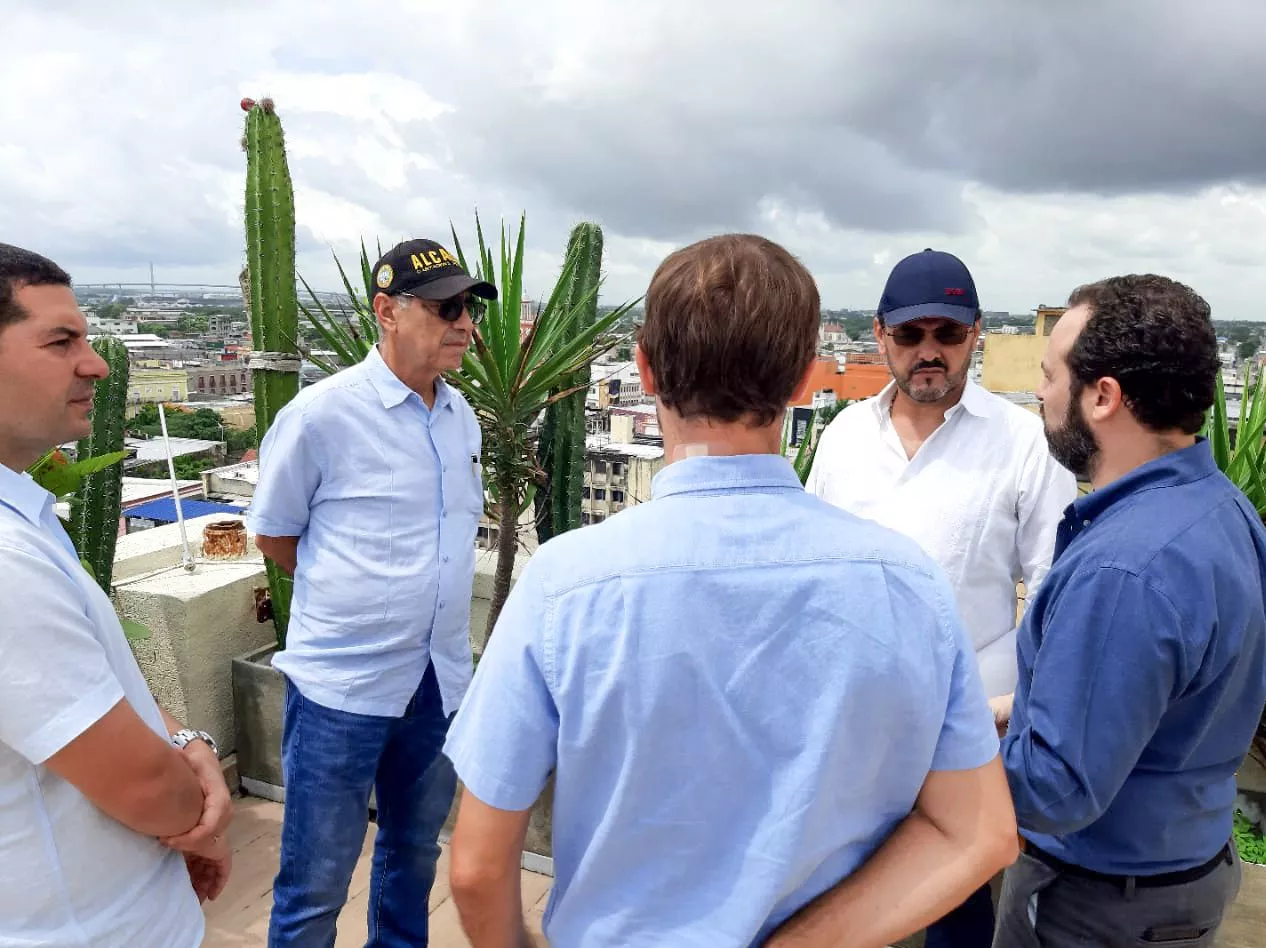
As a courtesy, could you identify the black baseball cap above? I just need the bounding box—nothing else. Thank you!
[877,249,980,326]
[371,238,497,302]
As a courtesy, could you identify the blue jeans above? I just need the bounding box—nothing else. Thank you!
[925,883,995,948]
[268,664,457,948]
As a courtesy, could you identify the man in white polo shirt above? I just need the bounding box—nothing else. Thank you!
[806,249,1076,948]
[0,243,233,947]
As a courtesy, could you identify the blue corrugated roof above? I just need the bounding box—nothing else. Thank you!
[124,497,243,524]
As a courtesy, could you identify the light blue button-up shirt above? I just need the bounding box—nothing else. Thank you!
[0,463,203,946]
[444,454,999,947]
[248,346,484,717]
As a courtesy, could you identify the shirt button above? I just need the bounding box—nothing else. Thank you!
[1082,519,1091,526]
[441,510,447,518]
[439,601,446,609]
[442,555,450,563]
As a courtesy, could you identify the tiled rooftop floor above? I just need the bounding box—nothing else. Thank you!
[205,796,1265,947]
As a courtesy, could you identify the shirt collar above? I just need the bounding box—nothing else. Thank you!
[651,453,804,500]
[1071,438,1218,526]
[0,460,54,526]
[869,378,992,424]
[364,345,453,413]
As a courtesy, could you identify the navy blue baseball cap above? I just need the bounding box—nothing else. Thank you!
[877,249,980,326]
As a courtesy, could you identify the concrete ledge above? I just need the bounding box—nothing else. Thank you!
[114,512,259,582]
[116,554,273,757]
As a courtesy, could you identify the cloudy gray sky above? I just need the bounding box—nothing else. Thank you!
[5,0,1266,317]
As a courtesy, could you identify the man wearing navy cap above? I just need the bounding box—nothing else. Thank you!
[251,238,495,947]
[806,249,1075,946]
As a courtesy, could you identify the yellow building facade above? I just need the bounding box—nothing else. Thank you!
[128,369,189,406]
[981,306,1066,394]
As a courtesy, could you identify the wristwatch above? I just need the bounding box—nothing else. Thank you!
[171,728,219,757]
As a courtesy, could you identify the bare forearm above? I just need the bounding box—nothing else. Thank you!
[452,875,531,948]
[767,812,1014,948]
[255,535,298,576]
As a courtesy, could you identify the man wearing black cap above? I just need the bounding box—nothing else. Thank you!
[806,249,1075,946]
[250,239,496,947]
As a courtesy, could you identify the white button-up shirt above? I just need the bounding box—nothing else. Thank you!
[0,463,202,947]
[806,380,1077,697]
[249,345,484,718]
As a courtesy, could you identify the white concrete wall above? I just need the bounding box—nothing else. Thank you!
[113,516,272,756]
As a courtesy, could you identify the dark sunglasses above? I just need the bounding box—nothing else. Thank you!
[398,292,486,325]
[885,322,972,347]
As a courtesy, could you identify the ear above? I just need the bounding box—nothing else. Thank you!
[634,344,656,396]
[372,292,397,333]
[1087,376,1125,423]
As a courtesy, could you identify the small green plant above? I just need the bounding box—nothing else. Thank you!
[1234,808,1266,865]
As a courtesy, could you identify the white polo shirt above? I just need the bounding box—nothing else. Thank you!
[0,462,203,947]
[806,381,1077,697]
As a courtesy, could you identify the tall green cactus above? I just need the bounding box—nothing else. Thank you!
[70,337,129,593]
[536,223,604,544]
[242,96,299,647]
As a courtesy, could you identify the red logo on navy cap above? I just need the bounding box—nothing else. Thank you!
[945,288,965,296]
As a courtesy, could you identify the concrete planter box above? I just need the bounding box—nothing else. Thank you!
[231,643,287,799]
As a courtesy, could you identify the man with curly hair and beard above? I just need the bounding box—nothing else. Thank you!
[992,275,1266,947]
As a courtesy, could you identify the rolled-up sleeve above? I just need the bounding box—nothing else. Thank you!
[1002,567,1181,835]
[0,545,125,764]
[443,561,559,811]
[248,403,323,538]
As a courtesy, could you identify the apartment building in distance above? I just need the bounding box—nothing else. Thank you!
[981,306,1066,394]
[188,360,252,398]
[581,413,665,525]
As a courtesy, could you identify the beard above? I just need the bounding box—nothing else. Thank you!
[892,357,970,404]
[1044,395,1099,480]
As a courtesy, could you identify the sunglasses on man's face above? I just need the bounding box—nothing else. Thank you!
[398,292,486,325]
[885,322,973,348]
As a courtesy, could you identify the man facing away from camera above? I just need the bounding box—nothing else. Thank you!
[994,275,1266,946]
[250,238,495,947]
[440,233,1018,948]
[806,249,1076,946]
[0,243,233,947]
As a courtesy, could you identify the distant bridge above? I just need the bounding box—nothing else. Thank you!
[74,282,357,308]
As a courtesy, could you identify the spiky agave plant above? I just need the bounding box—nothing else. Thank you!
[449,214,638,639]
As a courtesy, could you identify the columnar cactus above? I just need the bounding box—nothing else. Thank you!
[71,336,129,593]
[242,96,299,646]
[536,223,604,543]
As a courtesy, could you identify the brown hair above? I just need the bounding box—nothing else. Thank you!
[639,234,819,426]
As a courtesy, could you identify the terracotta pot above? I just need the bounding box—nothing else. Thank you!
[203,519,247,559]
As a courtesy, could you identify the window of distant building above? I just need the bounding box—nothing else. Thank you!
[612,461,625,477]
[593,460,607,474]
[594,488,606,501]
[582,513,591,525]
[582,486,590,499]
[592,513,605,524]
[612,489,624,503]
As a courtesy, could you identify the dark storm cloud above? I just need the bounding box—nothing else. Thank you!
[421,1,1266,240]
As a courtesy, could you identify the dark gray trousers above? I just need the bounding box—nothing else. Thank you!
[992,845,1241,947]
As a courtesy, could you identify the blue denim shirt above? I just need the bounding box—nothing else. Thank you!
[248,346,484,717]
[445,454,998,947]
[1003,440,1266,874]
